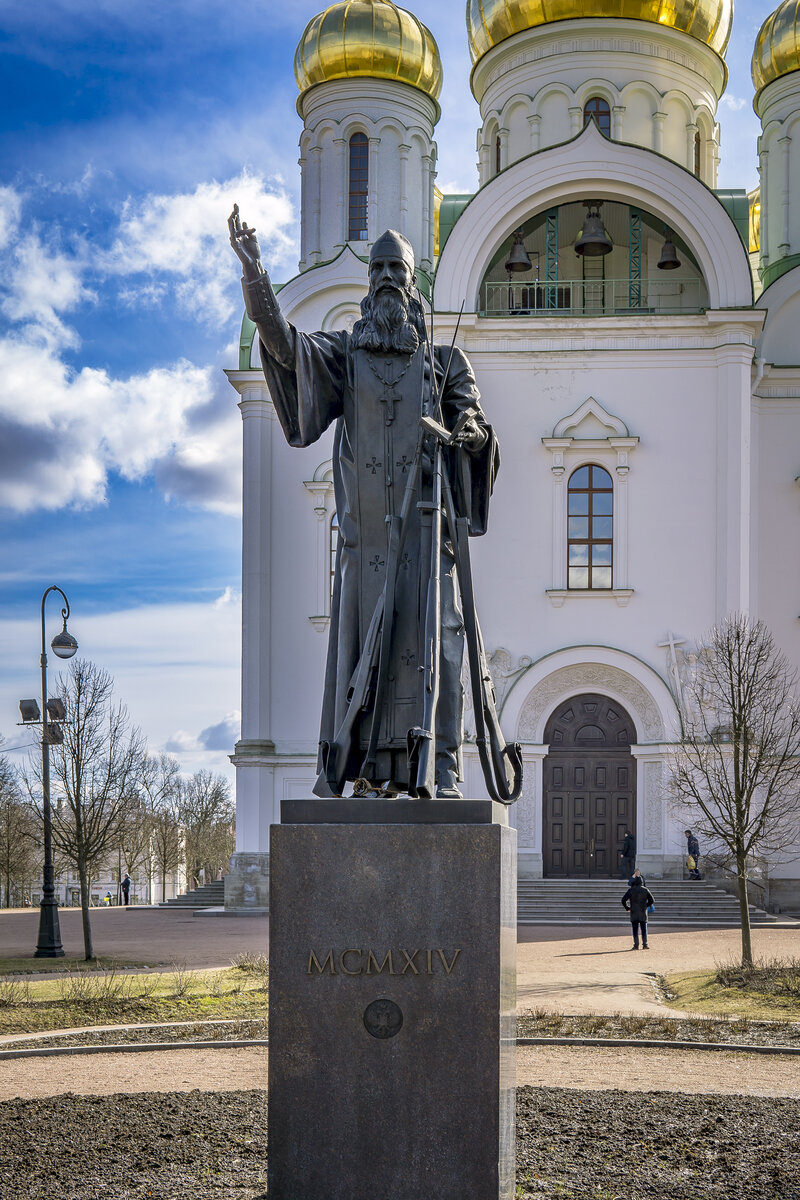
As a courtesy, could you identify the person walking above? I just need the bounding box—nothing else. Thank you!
[120,873,131,907]
[619,829,636,879]
[621,874,655,950]
[685,829,701,879]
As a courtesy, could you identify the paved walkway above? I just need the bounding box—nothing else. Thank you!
[3,1044,800,1103]
[2,910,800,1103]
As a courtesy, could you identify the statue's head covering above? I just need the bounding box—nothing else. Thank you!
[369,230,415,275]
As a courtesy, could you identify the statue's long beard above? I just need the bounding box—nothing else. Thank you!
[351,288,421,353]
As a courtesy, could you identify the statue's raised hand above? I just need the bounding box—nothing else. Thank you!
[228,203,264,281]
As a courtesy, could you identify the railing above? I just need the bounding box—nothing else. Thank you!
[482,277,705,317]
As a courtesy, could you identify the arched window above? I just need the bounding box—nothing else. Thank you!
[694,130,702,178]
[330,512,339,598]
[348,132,369,241]
[567,464,613,589]
[583,97,611,138]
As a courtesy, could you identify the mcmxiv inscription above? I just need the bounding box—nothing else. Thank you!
[307,948,462,976]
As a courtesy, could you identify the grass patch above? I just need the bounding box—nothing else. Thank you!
[663,957,800,1021]
[0,956,156,975]
[0,959,269,1036]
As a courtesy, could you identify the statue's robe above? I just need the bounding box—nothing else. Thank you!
[254,317,499,792]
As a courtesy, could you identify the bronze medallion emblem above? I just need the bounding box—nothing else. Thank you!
[363,998,403,1039]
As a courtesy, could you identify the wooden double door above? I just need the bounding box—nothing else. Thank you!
[543,694,636,878]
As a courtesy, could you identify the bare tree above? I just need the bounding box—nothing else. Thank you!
[24,659,145,959]
[180,769,234,890]
[140,753,184,902]
[670,614,800,965]
[0,748,39,907]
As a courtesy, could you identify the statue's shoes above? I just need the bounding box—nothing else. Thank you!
[436,785,463,799]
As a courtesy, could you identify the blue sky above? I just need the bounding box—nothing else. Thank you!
[0,0,772,782]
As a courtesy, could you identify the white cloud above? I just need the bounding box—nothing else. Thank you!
[0,330,219,510]
[0,597,242,785]
[0,187,22,251]
[104,173,297,325]
[719,96,748,113]
[1,233,91,351]
[0,178,291,514]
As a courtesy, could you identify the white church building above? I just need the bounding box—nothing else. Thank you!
[224,0,800,910]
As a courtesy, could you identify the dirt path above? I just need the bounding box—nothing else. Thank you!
[3,1043,800,1103]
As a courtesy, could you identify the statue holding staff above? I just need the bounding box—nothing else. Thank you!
[229,206,520,802]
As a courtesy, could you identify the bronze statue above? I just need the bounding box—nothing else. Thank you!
[229,206,521,802]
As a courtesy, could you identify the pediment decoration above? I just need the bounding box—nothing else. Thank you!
[552,396,630,440]
[542,396,638,477]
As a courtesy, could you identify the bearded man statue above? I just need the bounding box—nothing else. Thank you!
[229,208,499,800]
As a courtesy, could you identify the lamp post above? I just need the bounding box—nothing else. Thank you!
[33,586,78,957]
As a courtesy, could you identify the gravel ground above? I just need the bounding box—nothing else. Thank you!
[1,1087,798,1200]
[5,1012,798,1052]
[517,1011,800,1047]
[0,1019,269,1052]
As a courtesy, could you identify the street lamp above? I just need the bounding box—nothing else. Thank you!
[19,586,78,957]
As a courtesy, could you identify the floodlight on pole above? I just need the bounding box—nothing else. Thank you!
[33,585,78,958]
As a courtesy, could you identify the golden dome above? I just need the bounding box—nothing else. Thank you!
[752,1,800,93]
[467,0,733,63]
[294,1,443,105]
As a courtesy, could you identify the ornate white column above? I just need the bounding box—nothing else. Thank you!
[611,441,632,590]
[308,145,322,265]
[548,442,569,593]
[685,122,698,173]
[759,143,770,267]
[298,153,308,272]
[568,106,582,138]
[653,112,666,154]
[399,143,410,238]
[779,134,792,256]
[498,127,509,171]
[516,747,547,879]
[368,136,380,242]
[630,750,674,878]
[528,114,541,153]
[710,127,721,187]
[226,386,278,910]
[715,342,754,616]
[477,140,490,186]
[421,150,435,271]
[612,105,625,141]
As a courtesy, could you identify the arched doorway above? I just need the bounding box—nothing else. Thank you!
[542,693,636,878]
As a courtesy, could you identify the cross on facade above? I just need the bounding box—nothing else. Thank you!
[658,630,687,719]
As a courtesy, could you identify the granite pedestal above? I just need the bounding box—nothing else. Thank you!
[268,798,517,1200]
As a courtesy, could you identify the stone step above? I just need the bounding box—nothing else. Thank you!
[159,881,225,909]
[516,879,776,926]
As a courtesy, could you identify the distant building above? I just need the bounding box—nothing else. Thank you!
[226,0,800,911]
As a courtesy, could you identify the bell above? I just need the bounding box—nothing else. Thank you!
[504,229,533,274]
[657,232,681,270]
[575,200,612,257]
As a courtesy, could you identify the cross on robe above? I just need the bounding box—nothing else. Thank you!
[381,384,398,425]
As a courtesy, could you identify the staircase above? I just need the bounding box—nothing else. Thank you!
[159,880,225,910]
[517,879,777,927]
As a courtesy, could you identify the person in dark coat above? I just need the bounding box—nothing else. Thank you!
[621,875,655,949]
[685,829,701,878]
[619,830,636,879]
[121,873,131,906]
